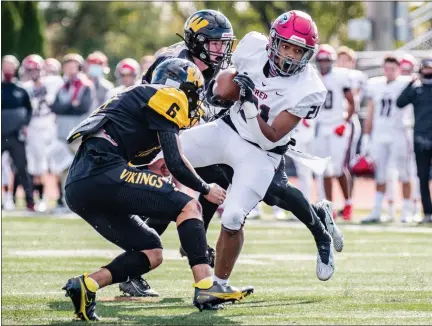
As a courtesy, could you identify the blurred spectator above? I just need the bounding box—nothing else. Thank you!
[1,152,15,210]
[84,51,113,107]
[1,55,35,211]
[50,53,95,212]
[20,54,56,212]
[105,58,141,100]
[397,58,432,224]
[44,58,62,76]
[140,54,155,73]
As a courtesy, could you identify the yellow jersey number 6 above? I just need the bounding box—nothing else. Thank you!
[166,103,181,118]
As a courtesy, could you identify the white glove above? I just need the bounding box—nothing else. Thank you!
[360,134,370,156]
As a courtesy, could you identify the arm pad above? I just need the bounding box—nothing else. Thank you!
[158,131,210,195]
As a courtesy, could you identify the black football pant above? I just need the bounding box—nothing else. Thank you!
[414,141,432,215]
[1,134,34,206]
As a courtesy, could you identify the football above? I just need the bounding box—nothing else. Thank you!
[212,67,240,102]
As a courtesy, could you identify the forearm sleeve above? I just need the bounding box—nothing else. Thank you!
[158,131,210,195]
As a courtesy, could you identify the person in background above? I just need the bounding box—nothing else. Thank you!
[397,57,432,224]
[1,55,35,211]
[387,54,422,220]
[140,55,155,74]
[20,54,57,212]
[105,58,141,100]
[50,53,95,213]
[85,51,113,108]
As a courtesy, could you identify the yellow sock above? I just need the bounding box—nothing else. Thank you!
[193,276,213,289]
[84,275,99,293]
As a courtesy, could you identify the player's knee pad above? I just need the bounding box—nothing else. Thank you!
[103,251,152,284]
[221,209,246,232]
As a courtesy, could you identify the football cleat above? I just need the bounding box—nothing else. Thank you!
[419,215,432,224]
[180,246,216,268]
[193,277,253,311]
[361,214,381,224]
[119,277,160,297]
[341,204,352,221]
[317,200,344,252]
[315,232,335,281]
[62,273,100,321]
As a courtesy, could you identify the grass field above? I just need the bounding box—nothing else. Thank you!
[2,212,432,325]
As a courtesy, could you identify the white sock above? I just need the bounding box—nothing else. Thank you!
[373,192,384,216]
[345,199,352,206]
[213,275,228,286]
[402,199,412,217]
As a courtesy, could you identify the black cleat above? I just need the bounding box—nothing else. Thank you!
[62,273,100,321]
[180,246,216,268]
[193,277,253,311]
[119,277,160,297]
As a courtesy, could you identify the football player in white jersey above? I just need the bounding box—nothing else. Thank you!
[361,55,413,223]
[384,54,422,220]
[335,46,368,217]
[314,44,356,220]
[20,54,58,212]
[175,10,335,285]
[105,58,141,100]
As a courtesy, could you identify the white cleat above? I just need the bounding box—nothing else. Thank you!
[316,238,335,281]
[317,200,344,252]
[361,214,381,224]
[3,198,15,211]
[35,200,47,213]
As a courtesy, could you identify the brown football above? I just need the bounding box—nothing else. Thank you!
[212,67,240,102]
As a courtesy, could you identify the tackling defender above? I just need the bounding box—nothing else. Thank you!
[62,59,250,320]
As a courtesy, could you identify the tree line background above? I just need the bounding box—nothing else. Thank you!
[0,1,389,80]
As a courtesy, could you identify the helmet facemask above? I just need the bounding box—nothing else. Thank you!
[268,30,314,76]
[187,32,235,71]
[179,82,205,128]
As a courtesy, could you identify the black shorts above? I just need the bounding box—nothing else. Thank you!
[65,163,194,251]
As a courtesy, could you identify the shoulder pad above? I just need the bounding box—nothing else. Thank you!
[147,86,190,129]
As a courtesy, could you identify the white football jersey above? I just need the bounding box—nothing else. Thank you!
[349,69,367,102]
[229,32,327,149]
[21,78,58,129]
[366,75,412,135]
[318,67,351,126]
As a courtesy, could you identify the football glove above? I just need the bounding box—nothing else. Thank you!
[233,74,255,104]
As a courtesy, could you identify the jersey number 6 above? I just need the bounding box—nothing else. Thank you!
[166,103,181,118]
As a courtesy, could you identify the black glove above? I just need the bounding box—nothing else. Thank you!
[233,74,255,103]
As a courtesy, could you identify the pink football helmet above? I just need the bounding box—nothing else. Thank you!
[267,10,319,76]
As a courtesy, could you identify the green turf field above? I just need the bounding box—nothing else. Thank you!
[2,214,432,325]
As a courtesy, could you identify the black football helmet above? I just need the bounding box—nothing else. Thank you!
[183,9,235,70]
[150,58,205,127]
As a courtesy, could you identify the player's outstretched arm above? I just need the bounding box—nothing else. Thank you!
[158,131,226,205]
